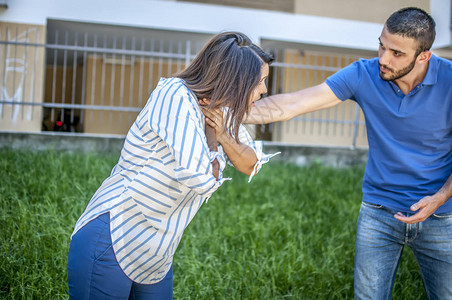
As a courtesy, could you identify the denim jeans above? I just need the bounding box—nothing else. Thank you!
[68,213,173,299]
[354,201,452,300]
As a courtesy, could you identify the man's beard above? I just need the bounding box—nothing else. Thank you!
[379,56,417,81]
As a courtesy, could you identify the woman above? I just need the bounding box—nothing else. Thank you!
[67,32,276,299]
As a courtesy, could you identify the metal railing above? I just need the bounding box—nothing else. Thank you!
[264,48,367,148]
[1,23,368,147]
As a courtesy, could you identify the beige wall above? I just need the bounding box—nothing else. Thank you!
[82,50,370,148]
[273,102,368,148]
[272,49,369,147]
[83,55,182,135]
[294,0,430,23]
[178,0,430,23]
[0,22,46,132]
[177,0,294,12]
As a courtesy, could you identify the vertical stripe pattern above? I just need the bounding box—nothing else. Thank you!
[71,77,276,284]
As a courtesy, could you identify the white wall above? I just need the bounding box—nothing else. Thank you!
[1,0,449,51]
[431,0,452,49]
[0,0,382,51]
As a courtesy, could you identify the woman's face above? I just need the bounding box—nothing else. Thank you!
[249,63,269,108]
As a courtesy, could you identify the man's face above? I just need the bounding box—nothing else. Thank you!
[378,27,420,81]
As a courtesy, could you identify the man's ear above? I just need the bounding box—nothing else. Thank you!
[199,98,211,106]
[417,50,432,64]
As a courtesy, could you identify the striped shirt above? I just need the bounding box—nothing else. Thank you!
[71,77,277,284]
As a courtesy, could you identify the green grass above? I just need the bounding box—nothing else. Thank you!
[0,149,425,299]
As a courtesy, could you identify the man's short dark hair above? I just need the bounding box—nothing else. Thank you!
[385,7,436,55]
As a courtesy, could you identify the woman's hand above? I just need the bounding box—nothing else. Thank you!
[199,99,221,180]
[201,106,226,142]
[204,124,219,179]
[199,99,257,176]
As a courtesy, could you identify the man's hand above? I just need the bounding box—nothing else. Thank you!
[394,195,443,224]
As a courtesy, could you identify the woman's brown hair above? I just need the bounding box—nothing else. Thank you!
[175,32,274,141]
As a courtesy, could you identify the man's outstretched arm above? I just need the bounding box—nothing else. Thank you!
[246,82,342,124]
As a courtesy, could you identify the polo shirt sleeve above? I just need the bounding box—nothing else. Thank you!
[325,60,362,101]
[148,84,225,198]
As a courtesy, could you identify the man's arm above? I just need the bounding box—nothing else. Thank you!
[395,173,452,224]
[246,82,342,124]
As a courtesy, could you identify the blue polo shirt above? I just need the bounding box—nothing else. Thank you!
[326,55,452,213]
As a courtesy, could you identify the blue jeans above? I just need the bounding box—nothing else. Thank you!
[68,213,173,299]
[355,201,452,300]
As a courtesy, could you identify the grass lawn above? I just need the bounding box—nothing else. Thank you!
[0,148,426,299]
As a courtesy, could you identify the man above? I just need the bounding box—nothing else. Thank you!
[247,7,452,299]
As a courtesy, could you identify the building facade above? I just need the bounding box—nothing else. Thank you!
[1,0,451,148]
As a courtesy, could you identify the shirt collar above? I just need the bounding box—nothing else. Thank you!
[422,54,438,86]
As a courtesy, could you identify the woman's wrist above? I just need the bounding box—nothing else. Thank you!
[216,130,233,145]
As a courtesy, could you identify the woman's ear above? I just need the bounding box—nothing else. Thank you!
[198,98,211,106]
